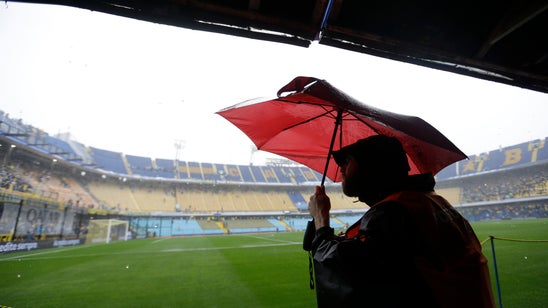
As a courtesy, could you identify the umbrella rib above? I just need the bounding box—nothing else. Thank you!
[276,98,336,109]
[276,97,400,137]
[280,107,337,132]
[345,110,383,134]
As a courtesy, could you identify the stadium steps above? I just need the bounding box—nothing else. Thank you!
[122,155,132,175]
[247,191,265,211]
[129,190,143,212]
[216,221,229,233]
[332,216,346,228]
[277,219,294,232]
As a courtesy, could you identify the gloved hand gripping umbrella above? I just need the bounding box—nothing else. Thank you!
[217,76,467,185]
[217,76,468,291]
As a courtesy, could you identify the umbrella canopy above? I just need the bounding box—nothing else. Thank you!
[217,76,467,183]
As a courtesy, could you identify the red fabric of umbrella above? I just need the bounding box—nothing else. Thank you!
[217,76,467,183]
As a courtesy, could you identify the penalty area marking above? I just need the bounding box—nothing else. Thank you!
[0,243,98,261]
[0,241,301,261]
[240,234,301,244]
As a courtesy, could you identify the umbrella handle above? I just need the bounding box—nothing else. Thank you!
[320,109,343,186]
[303,220,316,290]
[303,219,316,251]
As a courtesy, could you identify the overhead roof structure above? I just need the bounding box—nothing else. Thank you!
[13,0,548,93]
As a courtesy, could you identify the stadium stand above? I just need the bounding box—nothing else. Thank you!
[86,179,139,212]
[89,147,128,174]
[223,218,278,233]
[171,218,205,236]
[0,110,546,245]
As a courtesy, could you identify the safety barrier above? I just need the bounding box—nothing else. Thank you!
[481,235,548,308]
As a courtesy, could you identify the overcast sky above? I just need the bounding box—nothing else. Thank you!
[1,2,547,166]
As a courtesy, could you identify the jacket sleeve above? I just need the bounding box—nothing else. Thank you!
[309,203,429,307]
[310,226,339,262]
[311,202,412,269]
[309,226,368,306]
[311,226,368,266]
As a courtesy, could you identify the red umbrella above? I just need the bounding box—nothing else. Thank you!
[217,76,467,185]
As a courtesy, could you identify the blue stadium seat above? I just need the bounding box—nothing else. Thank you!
[201,163,220,181]
[287,190,307,210]
[188,162,203,180]
[250,166,266,183]
[171,219,205,236]
[238,165,255,182]
[90,147,127,174]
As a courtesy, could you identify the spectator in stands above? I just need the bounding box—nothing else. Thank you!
[25,230,34,241]
[307,135,495,307]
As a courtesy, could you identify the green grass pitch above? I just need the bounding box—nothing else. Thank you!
[1,219,546,307]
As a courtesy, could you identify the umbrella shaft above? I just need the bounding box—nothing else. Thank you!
[321,109,343,186]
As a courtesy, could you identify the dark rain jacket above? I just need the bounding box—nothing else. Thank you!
[310,174,495,308]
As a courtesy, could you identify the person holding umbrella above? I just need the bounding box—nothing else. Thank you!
[217,76,493,307]
[308,135,495,308]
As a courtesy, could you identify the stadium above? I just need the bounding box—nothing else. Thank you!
[1,109,547,244]
[1,1,547,307]
[0,110,547,307]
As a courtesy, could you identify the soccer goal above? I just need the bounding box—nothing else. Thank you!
[86,219,130,244]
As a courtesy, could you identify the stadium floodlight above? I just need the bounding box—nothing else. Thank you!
[86,219,130,244]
